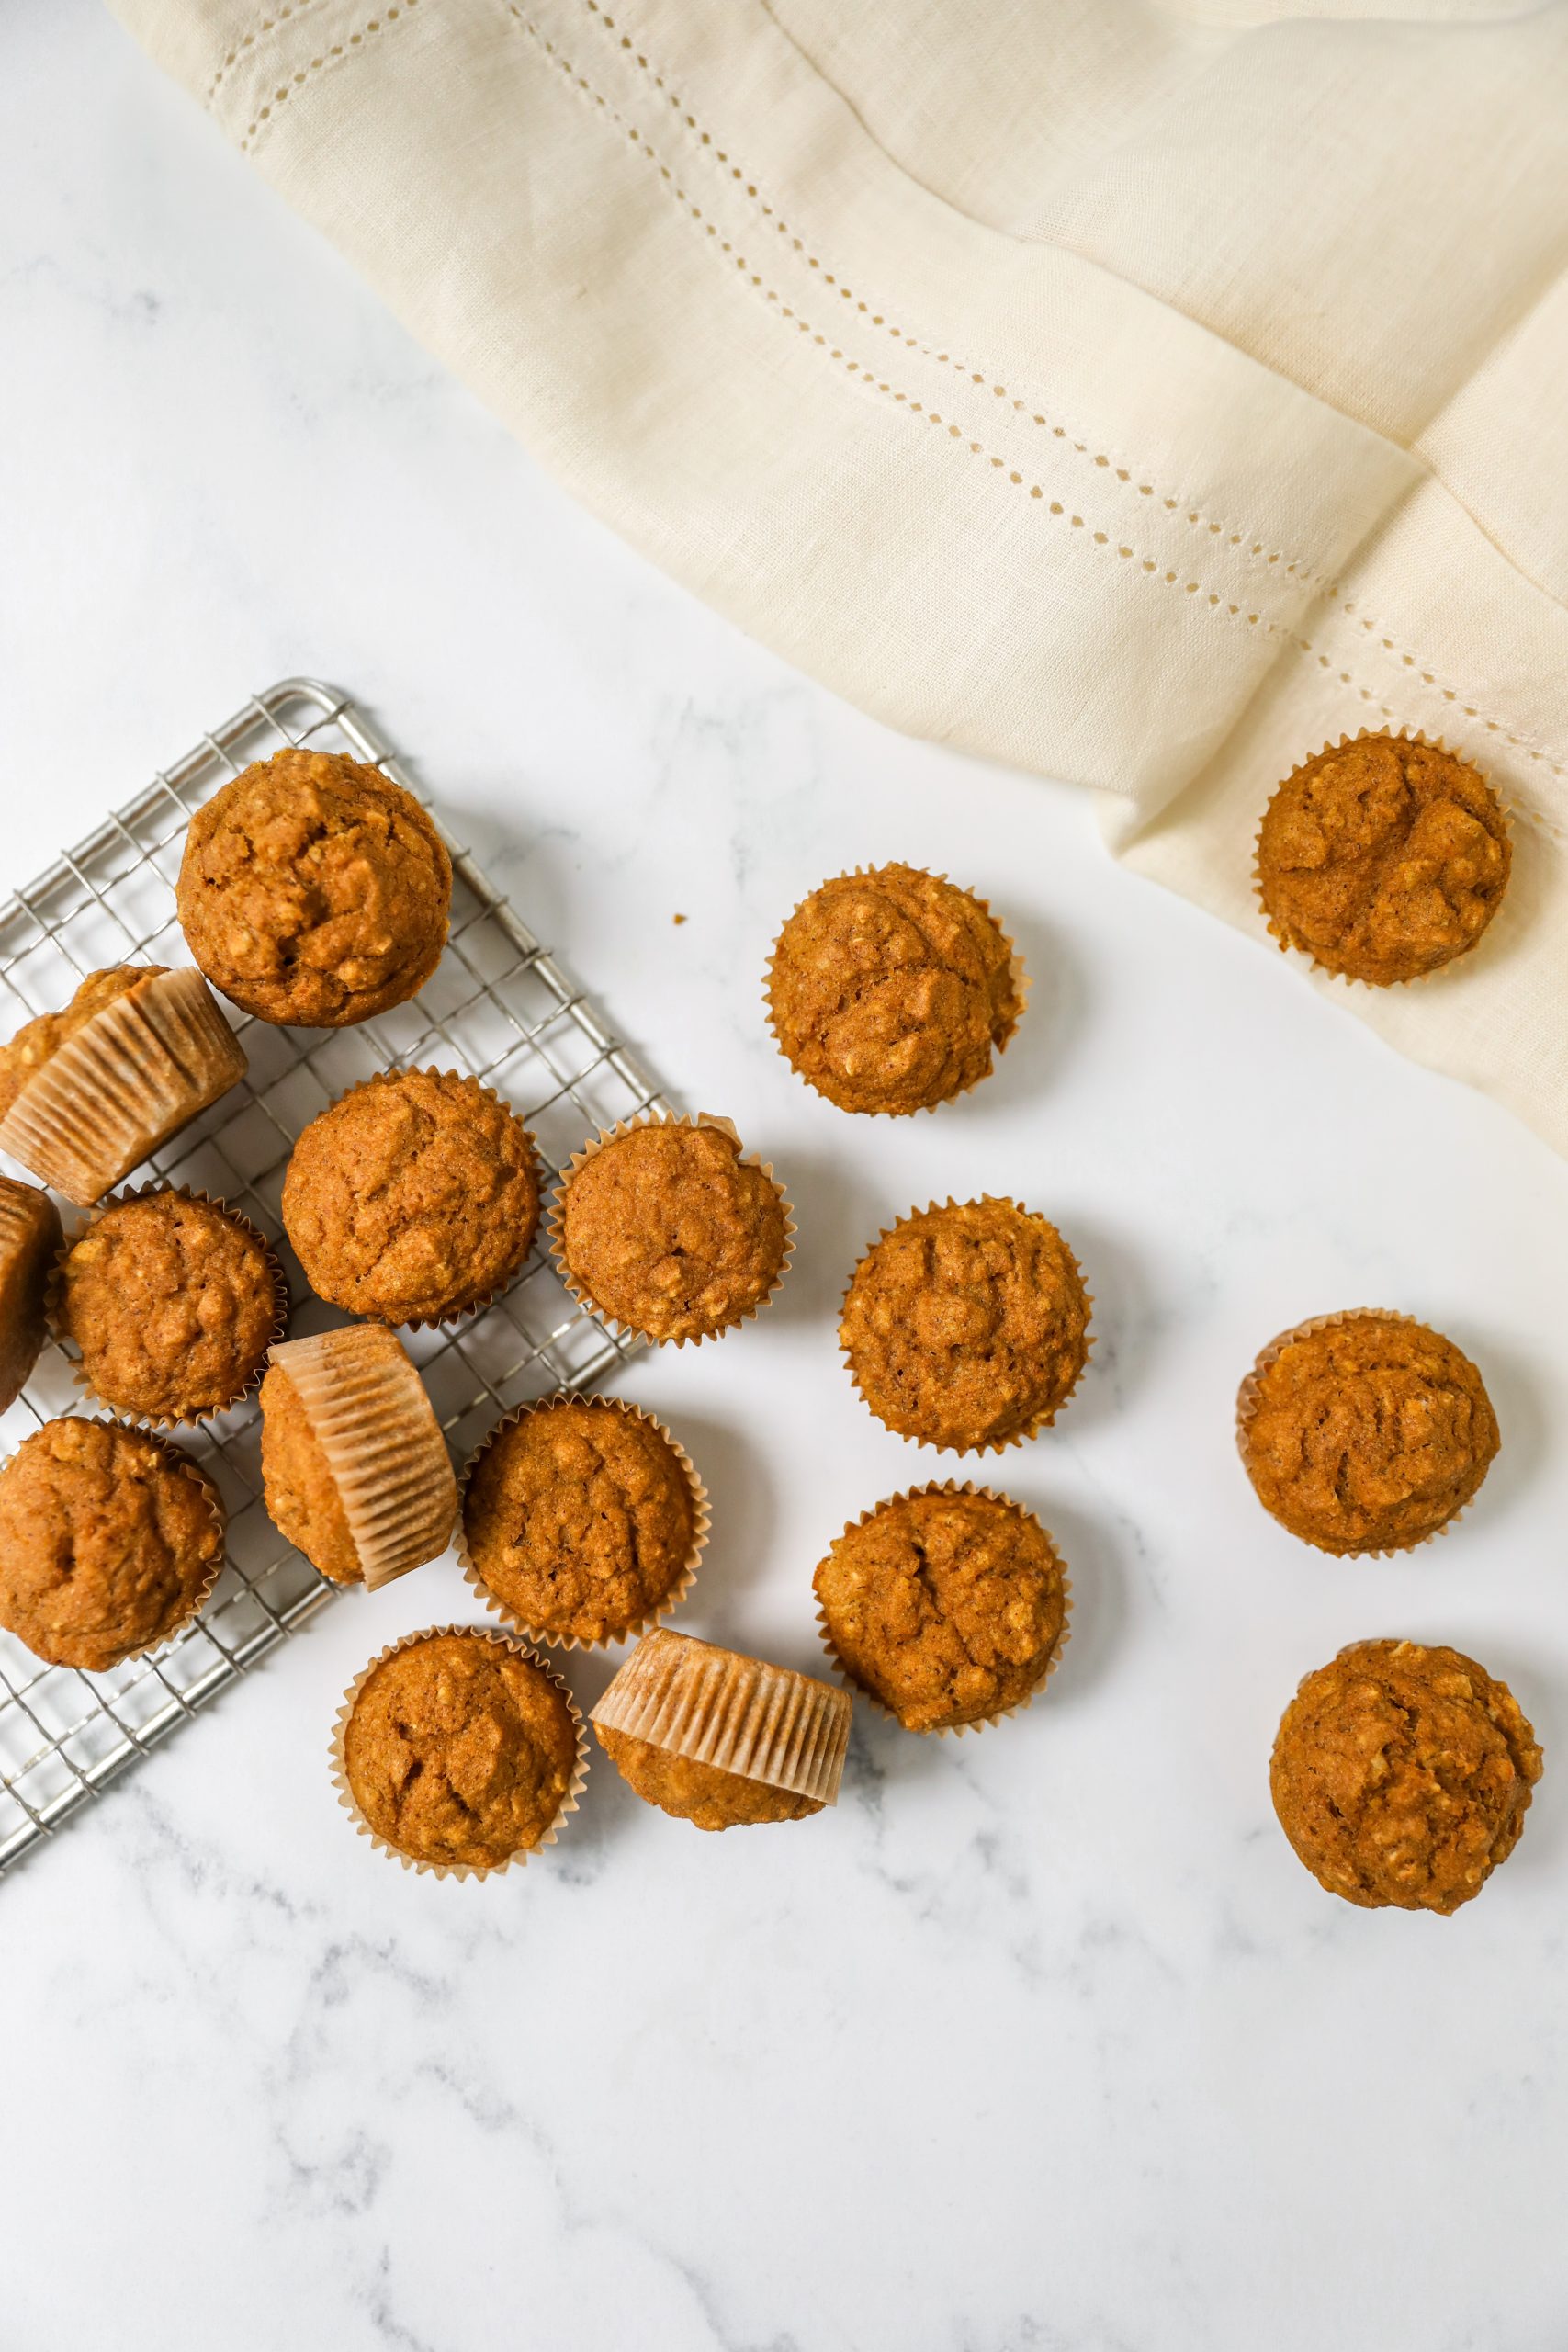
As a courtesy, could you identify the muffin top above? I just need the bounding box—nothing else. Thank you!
[258,1360,362,1584]
[282,1069,539,1325]
[55,1190,280,1421]
[767,864,1021,1114]
[841,1198,1090,1451]
[0,1177,62,1413]
[342,1630,580,1870]
[0,966,164,1120]
[176,748,451,1026]
[815,1487,1067,1733]
[1240,1313,1498,1555]
[1271,1639,1541,1913]
[464,1398,697,1645]
[594,1724,823,1829]
[558,1120,789,1342]
[0,1418,223,1671]
[1257,733,1510,985]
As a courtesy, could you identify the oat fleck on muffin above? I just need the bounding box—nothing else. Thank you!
[341,1629,580,1871]
[1256,733,1510,985]
[595,1728,824,1829]
[0,1418,224,1670]
[176,747,452,1026]
[766,864,1022,1114]
[282,1069,539,1326]
[463,1397,701,1645]
[557,1118,789,1343]
[1239,1312,1498,1555]
[54,1189,282,1422]
[840,1197,1089,1452]
[0,1177,62,1413]
[1270,1638,1541,1913]
[815,1485,1068,1733]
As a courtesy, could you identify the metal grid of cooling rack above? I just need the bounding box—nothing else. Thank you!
[0,677,671,1876]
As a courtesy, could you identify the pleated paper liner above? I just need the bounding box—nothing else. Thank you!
[328,1623,589,1879]
[762,863,1029,1116]
[814,1481,1072,1737]
[265,1325,457,1591]
[592,1627,852,1807]
[839,1196,1094,1455]
[0,967,247,1205]
[457,1392,709,1648]
[0,1176,62,1412]
[1235,1306,1496,1559]
[1252,728,1514,989]
[46,1183,289,1430]
[547,1111,795,1347]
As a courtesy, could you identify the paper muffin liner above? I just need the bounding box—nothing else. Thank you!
[328,1623,589,1878]
[814,1481,1073,1737]
[592,1626,852,1805]
[112,1430,229,1665]
[47,1182,289,1430]
[457,1392,709,1648]
[0,1178,62,1412]
[762,863,1029,1116]
[0,967,247,1205]
[839,1196,1094,1455]
[547,1111,795,1347]
[1252,729,1514,991]
[1235,1306,1494,1558]
[267,1324,458,1589]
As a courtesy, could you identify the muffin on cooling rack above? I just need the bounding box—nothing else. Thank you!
[52,1187,286,1424]
[0,1176,62,1413]
[260,1325,457,1589]
[766,864,1023,1114]
[282,1068,540,1326]
[0,1417,225,1671]
[176,746,452,1027]
[0,964,245,1205]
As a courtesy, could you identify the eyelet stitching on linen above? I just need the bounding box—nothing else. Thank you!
[205,0,333,108]
[236,0,419,150]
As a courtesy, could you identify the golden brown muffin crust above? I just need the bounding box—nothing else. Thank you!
[1241,1314,1498,1555]
[258,1362,362,1583]
[464,1400,695,1645]
[841,1198,1089,1451]
[0,1178,62,1413]
[815,1487,1067,1732]
[1257,734,1510,985]
[56,1190,280,1421]
[343,1631,579,1870]
[0,1418,223,1670]
[0,967,165,1120]
[559,1121,788,1342]
[1270,1639,1541,1913]
[282,1069,539,1325]
[767,864,1021,1114]
[595,1724,823,1829]
[176,748,451,1027]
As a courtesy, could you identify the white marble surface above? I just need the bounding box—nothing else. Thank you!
[4,7,1568,2349]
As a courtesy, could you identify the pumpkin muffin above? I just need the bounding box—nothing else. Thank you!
[1239,1311,1498,1555]
[591,1628,852,1830]
[766,864,1022,1114]
[0,965,245,1205]
[53,1189,284,1423]
[0,1177,62,1412]
[176,747,451,1026]
[1257,732,1510,985]
[815,1485,1068,1733]
[282,1069,539,1325]
[461,1396,704,1645]
[260,1325,457,1588]
[555,1116,790,1343]
[841,1197,1090,1451]
[338,1628,581,1871]
[1270,1638,1541,1913]
[0,1417,224,1670]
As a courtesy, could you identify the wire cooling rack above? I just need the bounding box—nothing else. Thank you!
[0,678,670,1875]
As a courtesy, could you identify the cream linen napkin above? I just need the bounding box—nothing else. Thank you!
[109,0,1568,1150]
